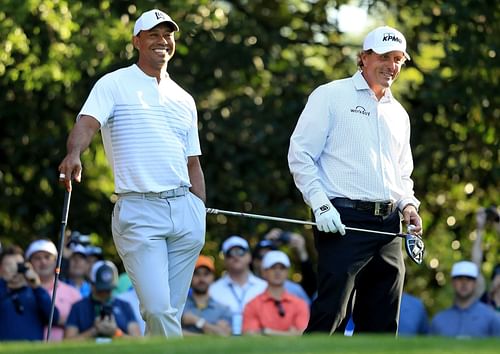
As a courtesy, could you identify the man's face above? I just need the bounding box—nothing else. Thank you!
[452,276,477,300]
[30,251,56,279]
[133,23,176,69]
[69,253,90,278]
[224,247,251,273]
[361,50,406,94]
[262,263,289,287]
[191,266,214,294]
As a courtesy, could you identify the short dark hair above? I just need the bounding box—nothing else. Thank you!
[357,49,373,69]
[0,245,24,264]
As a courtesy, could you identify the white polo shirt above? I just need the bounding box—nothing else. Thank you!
[78,64,201,193]
[288,71,420,211]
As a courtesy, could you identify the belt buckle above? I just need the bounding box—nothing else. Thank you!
[374,202,382,216]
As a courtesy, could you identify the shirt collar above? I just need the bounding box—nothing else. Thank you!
[261,289,293,302]
[224,272,261,287]
[352,71,394,102]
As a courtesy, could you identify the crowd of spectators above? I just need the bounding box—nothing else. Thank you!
[1,209,499,341]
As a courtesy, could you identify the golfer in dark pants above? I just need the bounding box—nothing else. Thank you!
[288,26,422,335]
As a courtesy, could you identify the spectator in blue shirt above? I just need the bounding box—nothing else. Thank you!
[398,292,429,336]
[430,261,500,338]
[0,245,59,341]
[65,260,141,340]
[182,255,232,336]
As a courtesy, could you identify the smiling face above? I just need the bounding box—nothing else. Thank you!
[133,23,176,77]
[360,50,406,99]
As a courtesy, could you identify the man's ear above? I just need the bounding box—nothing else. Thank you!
[132,35,139,50]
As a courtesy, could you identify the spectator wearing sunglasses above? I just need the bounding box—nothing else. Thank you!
[209,236,267,335]
[243,251,309,336]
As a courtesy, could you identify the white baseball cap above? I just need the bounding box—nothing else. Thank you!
[133,9,179,36]
[25,239,58,260]
[363,26,410,60]
[451,261,479,279]
[222,235,249,254]
[262,250,291,270]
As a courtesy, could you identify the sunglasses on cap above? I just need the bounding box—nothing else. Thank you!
[225,247,247,258]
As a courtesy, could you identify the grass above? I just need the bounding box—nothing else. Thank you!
[0,335,499,354]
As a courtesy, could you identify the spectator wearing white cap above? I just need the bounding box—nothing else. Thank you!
[57,7,206,338]
[209,236,267,335]
[243,251,309,336]
[430,261,500,338]
[26,239,81,341]
[288,25,421,335]
[65,260,141,340]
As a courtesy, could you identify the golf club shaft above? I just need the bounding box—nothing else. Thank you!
[206,208,401,237]
[46,189,72,342]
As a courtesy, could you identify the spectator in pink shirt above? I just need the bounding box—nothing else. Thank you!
[27,240,82,341]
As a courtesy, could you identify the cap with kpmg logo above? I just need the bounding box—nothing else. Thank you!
[90,260,119,291]
[363,26,410,60]
[222,235,249,255]
[133,9,179,36]
[451,261,479,279]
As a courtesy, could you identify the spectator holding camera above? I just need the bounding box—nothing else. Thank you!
[472,206,500,310]
[252,230,312,305]
[0,245,59,340]
[65,260,140,340]
[26,240,82,341]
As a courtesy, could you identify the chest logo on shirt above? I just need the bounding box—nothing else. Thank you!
[350,105,371,117]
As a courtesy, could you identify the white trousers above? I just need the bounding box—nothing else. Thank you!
[112,191,205,337]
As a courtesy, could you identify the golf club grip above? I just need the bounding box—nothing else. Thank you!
[61,190,72,224]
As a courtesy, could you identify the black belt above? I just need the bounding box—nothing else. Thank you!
[332,198,396,217]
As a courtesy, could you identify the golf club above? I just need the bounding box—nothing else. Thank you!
[206,207,425,265]
[46,189,72,342]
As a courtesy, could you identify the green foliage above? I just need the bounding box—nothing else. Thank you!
[0,0,498,315]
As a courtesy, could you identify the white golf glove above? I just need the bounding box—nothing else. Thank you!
[310,193,346,235]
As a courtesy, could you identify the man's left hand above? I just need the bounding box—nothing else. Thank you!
[402,204,422,235]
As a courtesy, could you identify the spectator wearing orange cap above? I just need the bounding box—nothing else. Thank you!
[182,255,232,336]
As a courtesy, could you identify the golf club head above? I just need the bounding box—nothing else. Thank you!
[404,233,425,265]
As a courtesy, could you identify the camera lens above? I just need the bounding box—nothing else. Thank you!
[17,263,28,274]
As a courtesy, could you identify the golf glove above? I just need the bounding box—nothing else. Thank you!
[310,193,346,235]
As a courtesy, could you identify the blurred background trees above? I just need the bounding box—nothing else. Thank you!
[0,0,498,314]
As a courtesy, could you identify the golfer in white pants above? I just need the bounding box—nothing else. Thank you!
[58,9,206,337]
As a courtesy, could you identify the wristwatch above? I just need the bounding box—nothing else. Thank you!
[195,317,206,330]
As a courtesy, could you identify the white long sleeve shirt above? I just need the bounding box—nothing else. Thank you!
[288,71,420,211]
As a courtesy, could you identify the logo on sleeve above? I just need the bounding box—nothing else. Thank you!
[350,106,371,117]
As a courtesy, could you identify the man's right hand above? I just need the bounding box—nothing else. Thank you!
[313,201,345,234]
